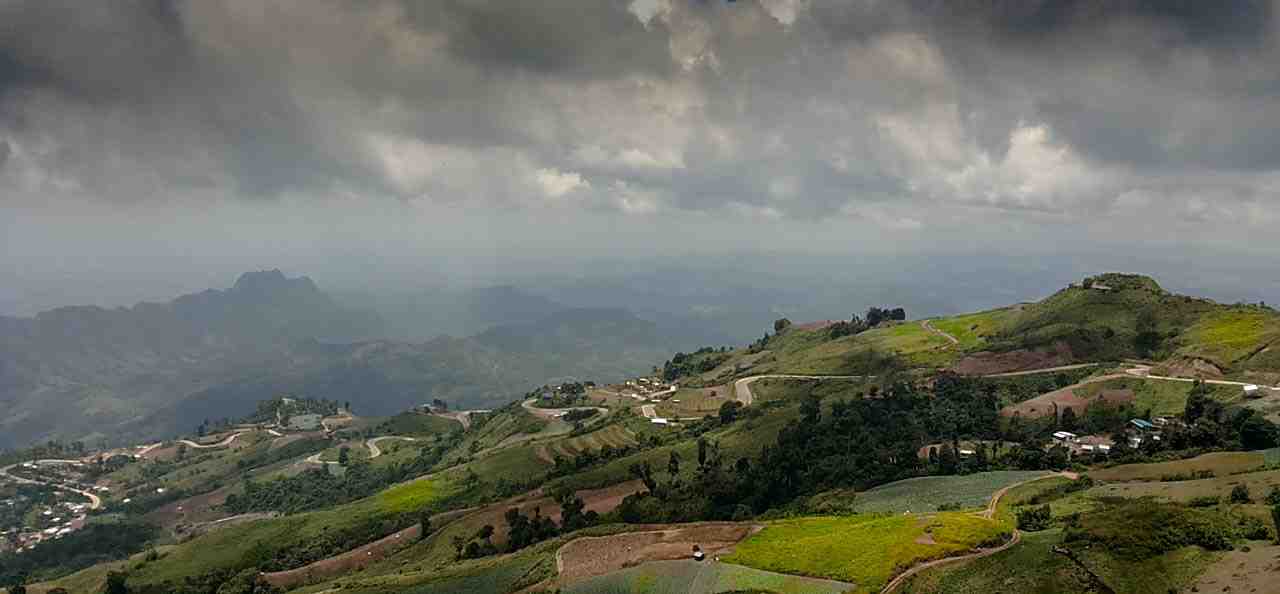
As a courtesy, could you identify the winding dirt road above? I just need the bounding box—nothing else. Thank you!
[365,436,417,458]
[0,461,103,510]
[879,473,1076,594]
[921,319,960,347]
[177,432,245,449]
[1124,365,1280,389]
[733,374,870,406]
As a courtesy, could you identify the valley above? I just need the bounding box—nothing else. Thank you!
[4,273,1280,594]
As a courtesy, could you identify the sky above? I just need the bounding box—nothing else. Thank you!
[3,0,1280,313]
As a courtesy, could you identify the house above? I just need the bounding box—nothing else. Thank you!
[1244,384,1261,398]
[1128,419,1157,432]
[289,413,323,431]
[958,449,976,457]
[1052,431,1078,443]
[650,418,670,425]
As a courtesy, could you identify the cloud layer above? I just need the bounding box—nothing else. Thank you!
[3,0,1280,236]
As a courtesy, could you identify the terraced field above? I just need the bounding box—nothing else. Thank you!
[846,471,1051,514]
[1090,451,1265,482]
[565,559,853,594]
[724,513,1010,593]
[538,425,638,462]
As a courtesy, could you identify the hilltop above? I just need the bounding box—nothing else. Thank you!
[670,273,1280,387]
[6,273,1280,594]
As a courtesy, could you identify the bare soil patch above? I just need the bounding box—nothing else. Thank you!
[145,483,238,532]
[951,342,1074,376]
[999,374,1128,418]
[556,522,761,584]
[1163,357,1226,379]
[1188,541,1280,594]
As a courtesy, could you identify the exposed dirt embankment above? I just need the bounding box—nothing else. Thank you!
[556,522,761,584]
[951,341,1074,376]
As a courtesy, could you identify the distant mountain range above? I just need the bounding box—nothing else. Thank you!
[0,271,675,450]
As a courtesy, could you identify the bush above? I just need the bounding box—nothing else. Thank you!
[1064,500,1254,559]
[1188,496,1221,507]
[1266,486,1280,506]
[1231,484,1252,504]
[1016,505,1053,531]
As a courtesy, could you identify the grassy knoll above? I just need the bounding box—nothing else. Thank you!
[1090,451,1264,482]
[1071,377,1240,417]
[724,513,1009,593]
[840,471,1051,515]
[656,387,734,417]
[564,559,853,594]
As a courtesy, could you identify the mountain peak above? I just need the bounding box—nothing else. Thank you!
[232,269,318,294]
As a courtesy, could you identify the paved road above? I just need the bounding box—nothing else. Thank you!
[0,462,103,510]
[733,374,870,406]
[921,319,960,347]
[177,432,245,449]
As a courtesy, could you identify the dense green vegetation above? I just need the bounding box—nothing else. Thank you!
[564,559,852,594]
[0,520,158,585]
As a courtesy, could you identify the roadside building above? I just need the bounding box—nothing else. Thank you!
[1244,384,1260,398]
[1052,431,1078,443]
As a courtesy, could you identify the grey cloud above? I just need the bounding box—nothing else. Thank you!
[0,0,1279,237]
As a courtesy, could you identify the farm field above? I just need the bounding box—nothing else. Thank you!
[1090,467,1280,503]
[1173,309,1280,371]
[1089,451,1265,482]
[746,376,875,404]
[374,412,463,437]
[897,527,1218,594]
[723,513,1009,593]
[564,559,853,594]
[655,387,733,417]
[845,471,1051,514]
[537,424,637,462]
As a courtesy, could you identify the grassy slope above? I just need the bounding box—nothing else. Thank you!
[928,308,1020,351]
[724,513,1008,593]
[1090,451,1265,482]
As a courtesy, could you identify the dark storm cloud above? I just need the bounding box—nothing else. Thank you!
[1,0,1279,234]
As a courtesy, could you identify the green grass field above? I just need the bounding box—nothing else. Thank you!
[746,377,876,404]
[544,425,638,459]
[845,471,1051,514]
[898,527,1219,594]
[1090,468,1280,503]
[724,513,1009,593]
[1090,451,1264,482]
[1174,308,1280,369]
[928,308,1019,351]
[1071,377,1241,417]
[564,559,853,594]
[375,412,463,437]
[656,387,734,417]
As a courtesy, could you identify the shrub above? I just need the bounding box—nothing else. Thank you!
[1017,505,1053,531]
[1266,486,1280,506]
[1230,484,1252,504]
[1188,496,1221,507]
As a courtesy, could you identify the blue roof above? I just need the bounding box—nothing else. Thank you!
[1129,419,1156,430]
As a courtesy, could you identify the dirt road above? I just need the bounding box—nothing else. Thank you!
[921,320,960,347]
[365,436,416,458]
[982,363,1099,378]
[176,432,245,449]
[1124,365,1280,389]
[880,473,1076,594]
[733,374,869,406]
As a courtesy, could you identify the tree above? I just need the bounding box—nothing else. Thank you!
[1060,406,1078,432]
[1185,381,1211,423]
[1231,483,1252,504]
[668,451,681,478]
[773,318,792,333]
[718,401,742,425]
[939,443,958,475]
[176,443,187,461]
[419,511,433,541]
[1134,308,1161,358]
[104,571,129,594]
[338,446,350,466]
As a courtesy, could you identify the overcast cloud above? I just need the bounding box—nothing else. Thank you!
[3,1,1280,307]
